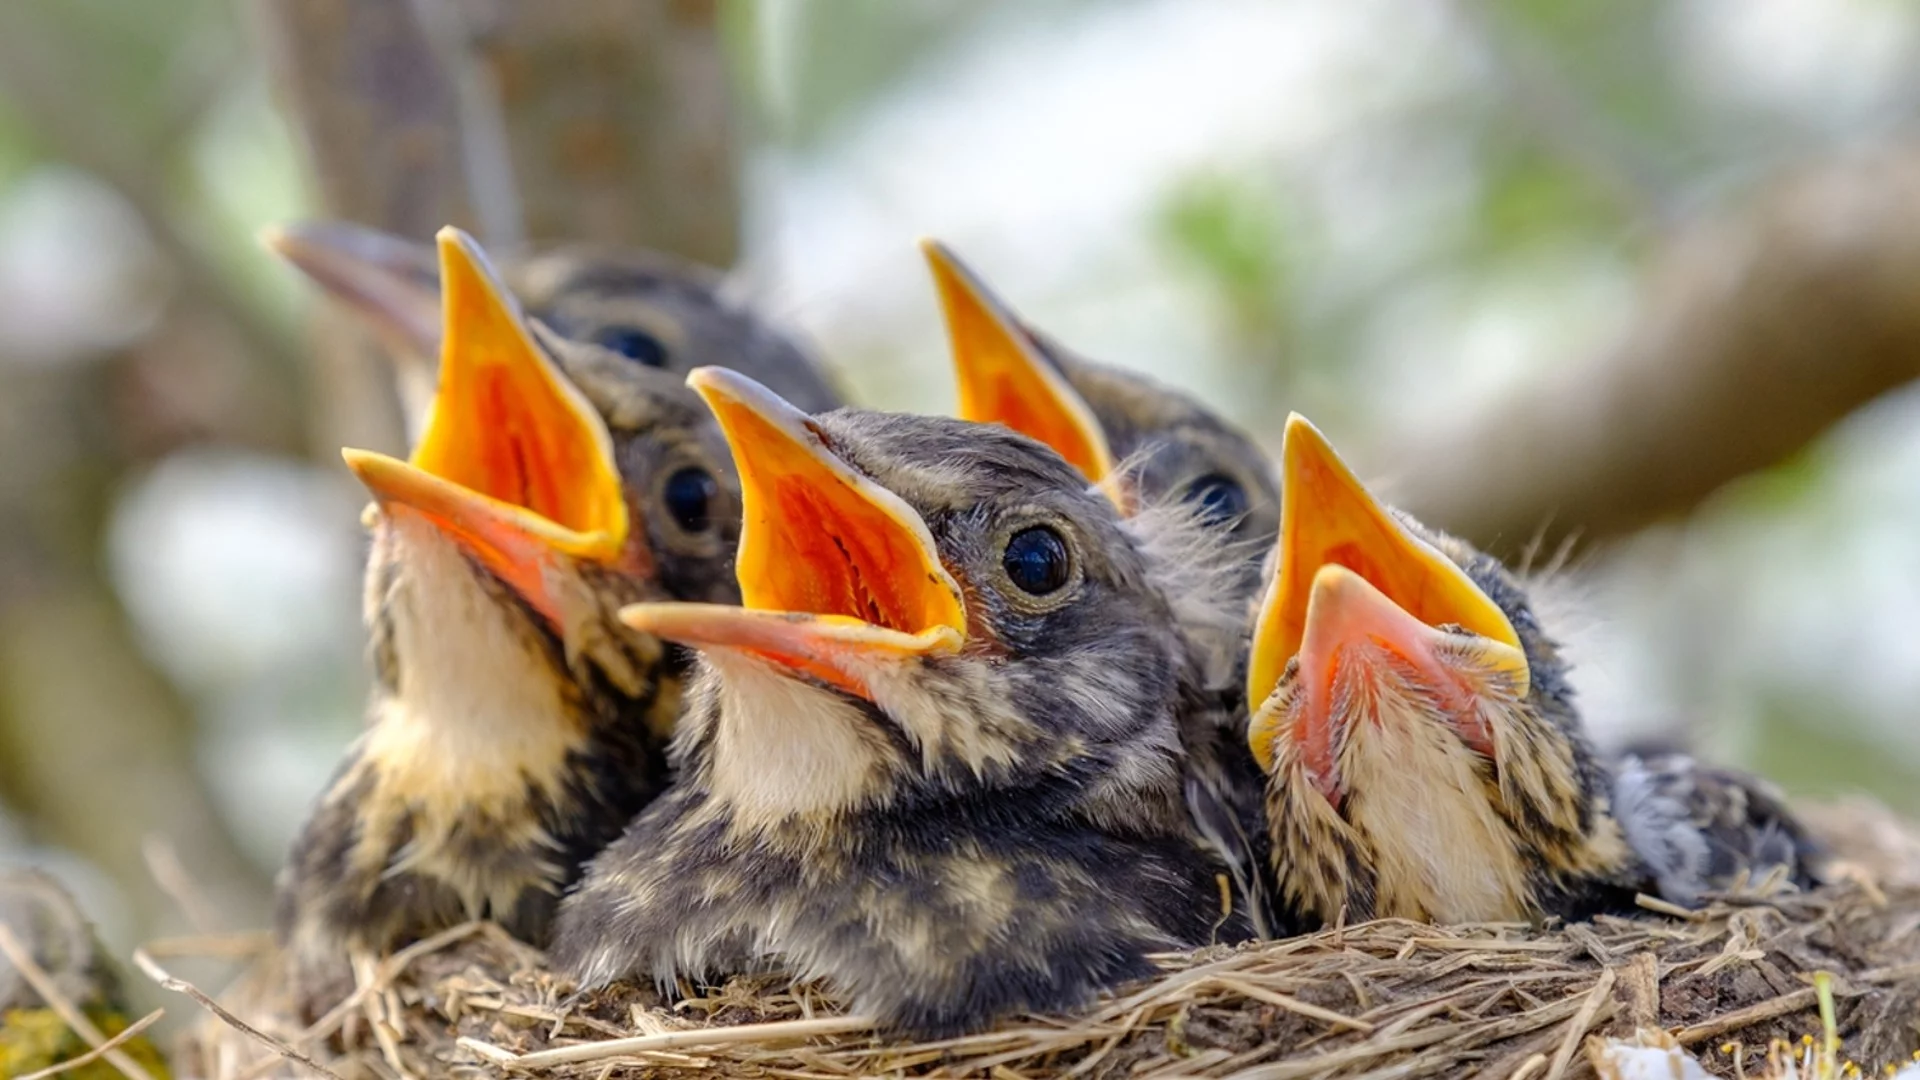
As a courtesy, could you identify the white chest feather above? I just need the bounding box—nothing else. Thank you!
[356,518,579,883]
[1341,700,1533,922]
[702,653,893,836]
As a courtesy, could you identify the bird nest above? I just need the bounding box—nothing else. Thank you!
[165,798,1920,1080]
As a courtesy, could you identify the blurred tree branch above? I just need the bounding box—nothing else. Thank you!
[254,0,481,455]
[456,0,739,262]
[255,1,482,244]
[258,0,739,262]
[1383,149,1920,556]
[253,0,740,446]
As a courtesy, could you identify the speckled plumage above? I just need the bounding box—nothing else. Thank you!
[923,244,1285,935]
[1257,519,1644,927]
[275,332,741,1013]
[1048,344,1286,933]
[553,411,1246,1038]
[1612,748,1823,905]
[1255,498,1821,928]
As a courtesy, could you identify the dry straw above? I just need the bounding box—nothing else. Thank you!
[164,798,1920,1079]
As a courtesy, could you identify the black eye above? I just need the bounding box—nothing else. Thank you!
[1002,526,1071,596]
[1183,473,1248,527]
[593,326,669,368]
[662,467,718,533]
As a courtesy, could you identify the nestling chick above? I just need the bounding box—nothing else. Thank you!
[261,219,844,433]
[922,239,1281,931]
[552,368,1245,1038]
[1247,416,1818,927]
[275,229,740,1009]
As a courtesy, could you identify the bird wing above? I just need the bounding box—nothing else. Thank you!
[1611,751,1823,906]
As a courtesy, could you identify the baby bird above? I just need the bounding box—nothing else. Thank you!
[261,219,844,432]
[275,229,740,1009]
[1246,416,1817,927]
[921,239,1281,930]
[552,368,1245,1038]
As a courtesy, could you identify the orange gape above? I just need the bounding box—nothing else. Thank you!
[1247,414,1520,710]
[340,227,631,626]
[921,239,1117,486]
[410,229,627,549]
[1246,414,1528,774]
[621,368,965,699]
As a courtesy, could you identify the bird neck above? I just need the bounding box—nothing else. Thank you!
[363,517,589,816]
[1487,696,1634,883]
[1270,686,1634,925]
[688,653,904,839]
[682,653,1109,847]
[1331,697,1537,923]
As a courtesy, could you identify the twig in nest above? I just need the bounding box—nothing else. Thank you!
[1405,937,1568,954]
[15,1007,164,1080]
[499,1014,880,1069]
[1545,966,1615,1080]
[1635,894,1710,921]
[233,919,489,1080]
[1670,986,1819,1047]
[0,923,159,1080]
[352,951,412,1079]
[141,834,221,935]
[1206,976,1376,1033]
[139,931,274,961]
[131,946,346,1080]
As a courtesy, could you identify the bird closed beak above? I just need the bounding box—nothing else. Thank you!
[920,240,1120,496]
[260,220,443,364]
[620,367,966,697]
[342,227,630,614]
[1246,415,1527,773]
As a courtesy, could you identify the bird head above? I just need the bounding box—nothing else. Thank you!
[920,239,1279,561]
[1243,415,1624,923]
[511,246,844,413]
[620,368,1189,828]
[340,228,735,718]
[261,220,843,417]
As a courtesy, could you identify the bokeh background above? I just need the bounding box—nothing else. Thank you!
[2,0,1919,973]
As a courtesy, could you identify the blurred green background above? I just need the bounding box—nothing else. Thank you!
[1,0,1918,969]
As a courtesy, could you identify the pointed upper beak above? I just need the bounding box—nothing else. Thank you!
[260,220,444,364]
[620,367,966,697]
[920,239,1119,493]
[341,227,630,612]
[1245,415,1527,771]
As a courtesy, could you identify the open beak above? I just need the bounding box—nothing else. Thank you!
[260,220,443,364]
[620,367,966,697]
[341,227,630,616]
[920,240,1120,497]
[1246,415,1527,774]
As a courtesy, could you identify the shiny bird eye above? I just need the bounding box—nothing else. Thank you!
[662,467,718,533]
[1002,526,1071,595]
[593,326,669,368]
[1182,473,1248,527]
